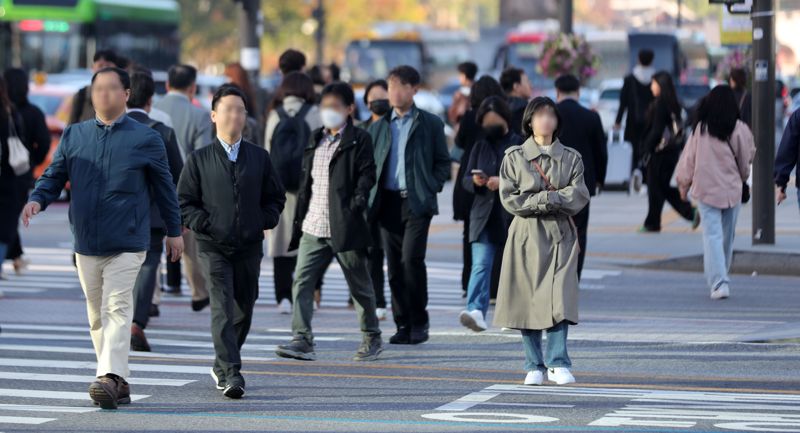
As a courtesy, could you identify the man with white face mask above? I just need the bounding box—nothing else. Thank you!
[275,82,383,362]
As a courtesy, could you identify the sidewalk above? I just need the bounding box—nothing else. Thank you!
[585,187,800,275]
[429,180,800,275]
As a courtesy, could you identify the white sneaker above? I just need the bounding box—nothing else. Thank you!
[524,370,545,386]
[711,283,730,300]
[459,310,487,332]
[375,308,387,321]
[547,367,576,385]
[278,299,291,315]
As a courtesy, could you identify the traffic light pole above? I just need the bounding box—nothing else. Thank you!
[559,0,573,34]
[750,0,776,245]
[237,0,262,113]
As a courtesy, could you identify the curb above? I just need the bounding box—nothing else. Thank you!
[634,249,800,277]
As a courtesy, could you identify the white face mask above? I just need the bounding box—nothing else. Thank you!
[320,108,346,129]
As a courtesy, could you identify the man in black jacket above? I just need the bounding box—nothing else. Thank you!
[177,85,286,399]
[614,49,655,189]
[126,69,185,352]
[275,82,382,362]
[555,74,607,279]
[367,66,451,345]
[500,67,532,136]
[775,107,800,209]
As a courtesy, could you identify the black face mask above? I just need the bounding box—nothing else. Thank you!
[483,125,506,141]
[369,99,391,116]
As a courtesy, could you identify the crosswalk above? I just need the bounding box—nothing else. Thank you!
[0,320,310,427]
[1,247,620,309]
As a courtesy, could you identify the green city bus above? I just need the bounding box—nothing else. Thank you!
[0,0,180,73]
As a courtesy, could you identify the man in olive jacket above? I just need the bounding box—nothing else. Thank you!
[367,65,451,345]
[275,82,382,363]
[177,85,285,399]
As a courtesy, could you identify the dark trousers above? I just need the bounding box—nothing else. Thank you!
[201,250,262,382]
[5,178,29,260]
[378,190,432,330]
[644,150,694,231]
[273,256,296,303]
[573,203,590,280]
[274,256,326,304]
[461,217,471,295]
[166,258,181,289]
[132,228,165,329]
[366,222,387,308]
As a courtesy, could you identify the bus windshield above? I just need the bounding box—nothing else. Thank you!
[344,40,424,84]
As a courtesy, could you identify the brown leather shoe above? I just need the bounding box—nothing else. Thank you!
[89,376,119,409]
[131,323,151,352]
[117,378,131,405]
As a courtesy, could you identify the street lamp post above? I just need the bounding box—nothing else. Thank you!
[751,0,776,245]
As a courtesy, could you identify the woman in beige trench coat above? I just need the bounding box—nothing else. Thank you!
[495,97,590,386]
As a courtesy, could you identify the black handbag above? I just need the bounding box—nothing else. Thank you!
[725,138,750,204]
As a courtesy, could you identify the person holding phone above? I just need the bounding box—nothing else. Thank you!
[458,96,523,332]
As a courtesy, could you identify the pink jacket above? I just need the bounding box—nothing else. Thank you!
[676,120,756,209]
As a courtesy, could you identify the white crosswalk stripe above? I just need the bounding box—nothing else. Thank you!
[0,320,293,427]
[1,247,621,309]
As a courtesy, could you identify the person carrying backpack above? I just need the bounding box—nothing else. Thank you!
[264,71,322,314]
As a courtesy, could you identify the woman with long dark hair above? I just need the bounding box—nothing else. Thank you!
[676,85,755,300]
[453,75,505,299]
[458,96,523,332]
[495,97,590,385]
[0,75,29,280]
[640,71,698,232]
[3,68,52,275]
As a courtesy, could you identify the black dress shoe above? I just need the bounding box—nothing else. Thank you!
[191,297,210,312]
[388,328,410,345]
[409,325,429,345]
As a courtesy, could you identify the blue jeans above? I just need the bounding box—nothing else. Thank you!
[697,202,740,291]
[521,321,571,371]
[465,230,497,316]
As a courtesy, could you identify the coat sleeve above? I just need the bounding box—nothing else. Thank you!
[431,116,451,191]
[28,107,52,167]
[352,131,377,212]
[177,153,211,234]
[642,102,667,155]
[545,156,590,217]
[775,110,800,191]
[461,140,485,195]
[142,132,182,238]
[615,76,630,125]
[192,115,214,151]
[165,129,184,187]
[30,125,71,210]
[675,128,698,190]
[734,121,756,182]
[591,112,608,188]
[260,151,286,230]
[499,154,548,217]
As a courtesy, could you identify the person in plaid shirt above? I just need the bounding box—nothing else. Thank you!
[275,82,383,362]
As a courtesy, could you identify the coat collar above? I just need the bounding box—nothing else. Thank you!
[521,136,564,161]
